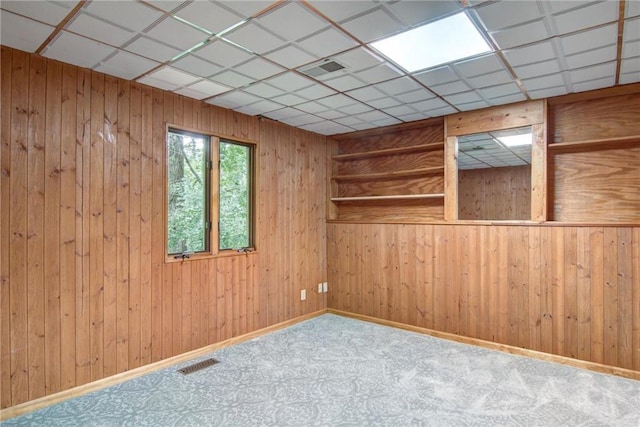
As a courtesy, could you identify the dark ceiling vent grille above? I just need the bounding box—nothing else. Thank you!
[300,60,346,78]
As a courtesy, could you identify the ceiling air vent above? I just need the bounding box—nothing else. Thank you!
[300,59,346,78]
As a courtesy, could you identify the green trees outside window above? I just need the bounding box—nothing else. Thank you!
[219,141,252,250]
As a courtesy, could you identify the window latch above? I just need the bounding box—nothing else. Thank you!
[174,251,193,260]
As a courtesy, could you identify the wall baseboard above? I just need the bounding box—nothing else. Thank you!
[328,309,640,382]
[0,309,327,421]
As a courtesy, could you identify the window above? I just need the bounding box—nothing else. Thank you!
[166,127,254,259]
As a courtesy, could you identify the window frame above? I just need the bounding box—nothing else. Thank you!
[164,124,257,263]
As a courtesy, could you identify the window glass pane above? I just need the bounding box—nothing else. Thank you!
[167,130,209,254]
[219,141,251,250]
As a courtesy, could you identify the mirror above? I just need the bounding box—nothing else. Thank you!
[457,126,532,220]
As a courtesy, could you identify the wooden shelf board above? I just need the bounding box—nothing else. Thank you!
[332,142,444,161]
[548,135,640,152]
[331,193,445,202]
[333,166,444,182]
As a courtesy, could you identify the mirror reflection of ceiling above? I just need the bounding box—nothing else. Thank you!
[458,127,531,170]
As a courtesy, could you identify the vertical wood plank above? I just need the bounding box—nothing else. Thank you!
[589,228,605,364]
[632,228,640,371]
[444,136,458,221]
[551,227,565,355]
[576,227,591,361]
[528,227,542,351]
[563,227,578,359]
[539,227,553,354]
[617,228,633,369]
[603,227,618,367]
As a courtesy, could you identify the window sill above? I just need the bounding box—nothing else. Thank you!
[164,248,257,264]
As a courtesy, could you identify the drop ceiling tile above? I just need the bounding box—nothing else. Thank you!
[42,31,115,69]
[477,82,521,99]
[1,0,73,26]
[195,40,253,68]
[323,74,367,91]
[396,112,432,122]
[95,50,159,81]
[281,114,323,127]
[301,121,353,135]
[624,17,640,41]
[619,70,640,85]
[262,107,306,121]
[333,48,383,72]
[146,17,208,50]
[209,70,255,88]
[267,72,315,91]
[209,90,262,109]
[467,70,513,88]
[147,66,200,88]
[294,84,337,100]
[353,63,403,84]
[431,80,471,96]
[503,40,557,67]
[264,45,317,69]
[218,1,273,18]
[236,99,284,116]
[384,1,461,27]
[296,27,358,58]
[233,57,285,80]
[346,86,387,102]
[176,1,243,35]
[489,93,527,105]
[374,76,422,95]
[295,101,330,114]
[67,12,135,47]
[334,116,366,127]
[513,59,561,79]
[0,11,54,52]
[337,102,373,115]
[315,109,346,120]
[621,58,640,75]
[394,89,436,103]
[475,0,543,31]
[82,1,162,33]
[341,8,403,43]
[258,2,328,41]
[454,54,505,78]
[382,104,417,117]
[521,73,566,91]
[271,93,307,107]
[172,55,223,78]
[373,117,402,127]
[569,61,616,83]
[367,97,402,109]
[411,98,449,112]
[355,110,393,122]
[186,80,232,97]
[627,0,640,18]
[427,106,458,117]
[565,45,617,69]
[243,82,286,98]
[560,24,617,55]
[144,1,186,13]
[174,86,210,100]
[527,86,568,99]
[317,94,357,109]
[444,91,483,105]
[137,75,178,91]
[413,66,459,86]
[223,22,285,54]
[622,40,640,59]
[553,1,618,35]
[457,100,491,111]
[307,0,378,23]
[350,122,378,131]
[125,36,181,63]
[490,19,550,49]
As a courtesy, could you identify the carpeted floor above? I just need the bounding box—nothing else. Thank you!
[3,314,640,426]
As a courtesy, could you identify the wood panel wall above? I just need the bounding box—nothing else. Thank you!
[0,47,327,409]
[458,165,531,220]
[327,223,640,372]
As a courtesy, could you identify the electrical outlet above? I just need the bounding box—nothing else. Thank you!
[318,283,323,293]
[323,282,328,293]
[301,289,306,301]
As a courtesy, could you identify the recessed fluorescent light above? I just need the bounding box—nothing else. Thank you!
[497,133,532,147]
[369,12,492,73]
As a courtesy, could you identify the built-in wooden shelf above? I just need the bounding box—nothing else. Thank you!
[332,142,444,161]
[548,135,640,153]
[331,193,445,202]
[333,166,445,182]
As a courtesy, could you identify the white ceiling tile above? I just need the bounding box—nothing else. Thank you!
[488,92,527,105]
[42,31,115,69]
[334,116,366,126]
[262,107,306,121]
[95,50,159,80]
[353,63,403,84]
[477,82,521,99]
[565,45,617,69]
[527,86,568,99]
[323,74,367,91]
[396,112,432,122]
[627,0,640,18]
[384,1,461,27]
[0,11,54,52]
[427,106,458,117]
[622,40,640,59]
[457,100,491,111]
[315,109,345,120]
[174,86,210,100]
[136,75,179,91]
[281,114,323,127]
[522,73,566,91]
[233,57,285,80]
[1,0,73,25]
[172,55,222,78]
[431,80,471,96]
[543,1,589,14]
[264,45,317,69]
[367,97,402,109]
[267,72,315,91]
[144,1,187,13]
[148,66,199,88]
[210,90,262,108]
[297,27,358,58]
[346,86,387,102]
[125,36,181,62]
[186,80,231,97]
[82,1,162,33]
[318,94,357,109]
[624,17,640,41]
[621,58,640,75]
[374,76,422,95]
[295,101,330,114]
[467,70,513,88]
[553,1,618,35]
[333,48,383,72]
[209,70,254,88]
[271,93,307,106]
[572,76,615,92]
[413,66,459,86]
[394,89,435,103]
[224,22,285,54]
[258,2,328,41]
[218,1,273,18]
[454,54,505,78]
[307,0,378,23]
[411,98,449,112]
[350,122,378,131]
[382,104,417,117]
[341,8,403,43]
[373,117,402,127]
[294,83,337,100]
[145,17,208,50]
[176,1,243,34]
[244,82,285,98]
[475,0,543,31]
[356,110,392,122]
[619,70,640,85]
[444,91,483,105]
[338,102,373,115]
[491,19,550,49]
[569,61,616,83]
[301,121,353,135]
[513,59,561,79]
[503,41,557,67]
[560,24,617,55]
[236,99,284,116]
[195,40,253,67]
[67,12,135,47]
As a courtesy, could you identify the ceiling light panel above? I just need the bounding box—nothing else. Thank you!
[95,50,159,81]
[1,0,73,25]
[297,27,358,58]
[223,22,285,54]
[195,40,253,68]
[82,1,163,33]
[342,8,404,43]
[175,1,243,35]
[258,2,328,42]
[42,31,115,69]
[0,11,54,52]
[67,12,135,47]
[145,17,209,51]
[370,12,492,73]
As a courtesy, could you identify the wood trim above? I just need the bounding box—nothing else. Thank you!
[331,142,443,161]
[548,135,640,152]
[615,0,626,85]
[328,309,640,381]
[326,219,640,227]
[446,100,545,136]
[35,1,86,54]
[444,136,458,221]
[530,121,547,222]
[0,309,328,421]
[330,117,444,141]
[546,82,640,105]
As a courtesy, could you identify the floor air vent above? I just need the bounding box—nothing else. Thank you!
[178,358,219,375]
